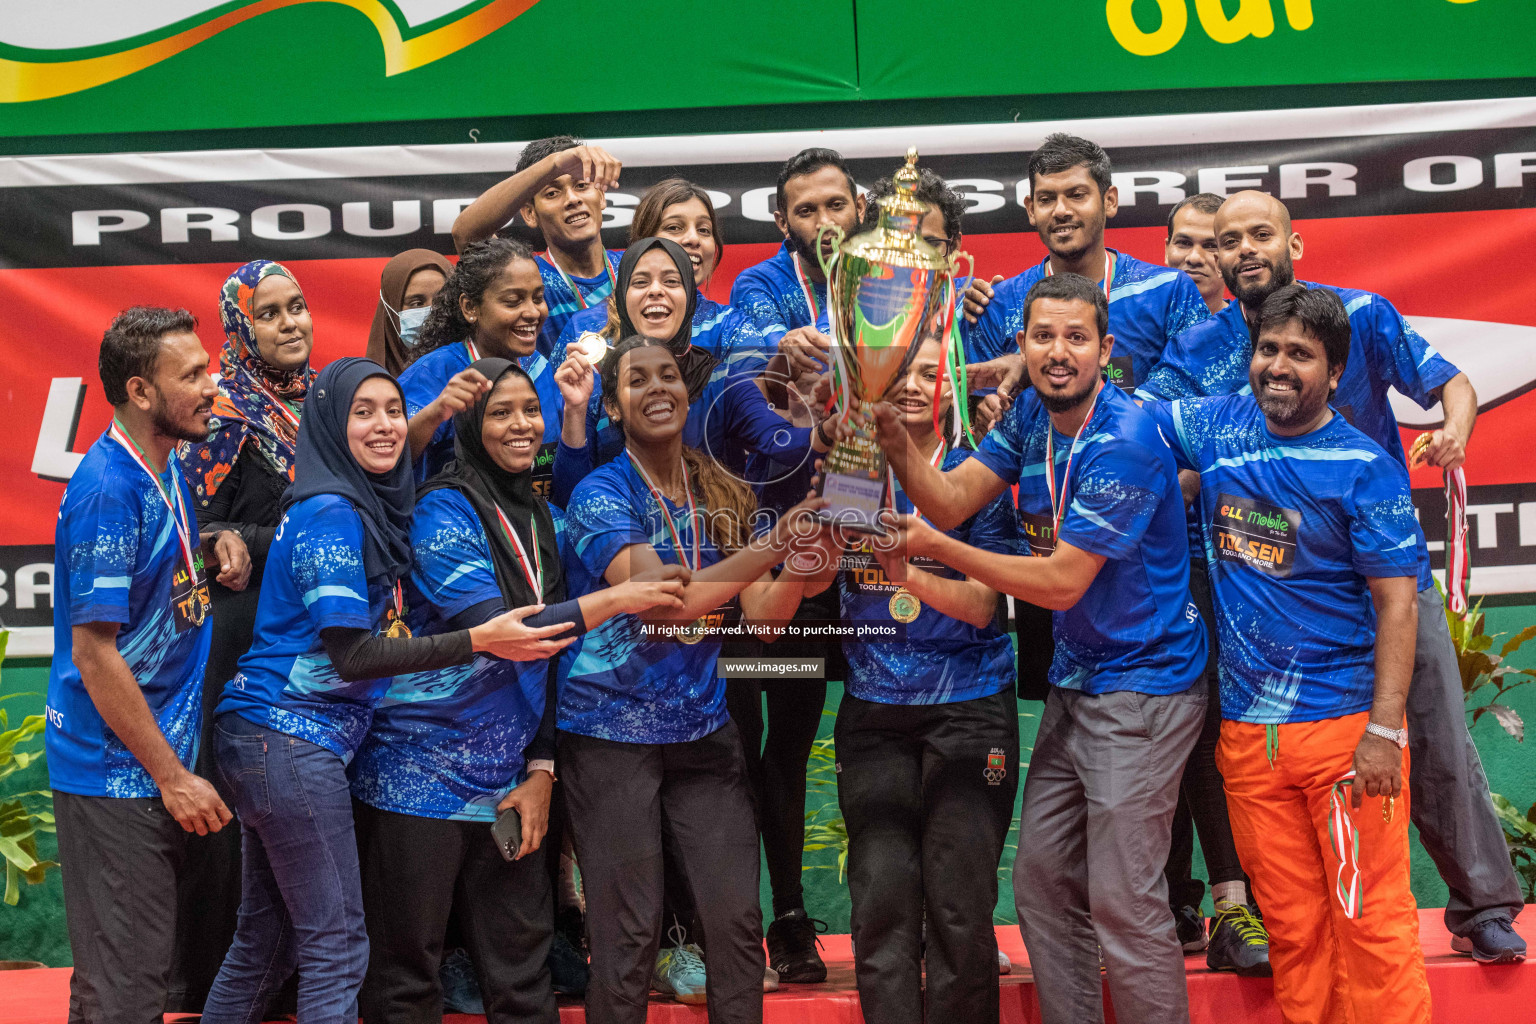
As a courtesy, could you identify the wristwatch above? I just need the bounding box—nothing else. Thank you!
[527,759,557,780]
[1364,722,1408,749]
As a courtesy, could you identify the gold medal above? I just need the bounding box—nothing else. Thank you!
[575,331,609,366]
[888,588,921,623]
[677,618,706,645]
[385,615,412,639]
[191,593,209,626]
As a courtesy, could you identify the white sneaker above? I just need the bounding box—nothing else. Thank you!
[997,948,1012,975]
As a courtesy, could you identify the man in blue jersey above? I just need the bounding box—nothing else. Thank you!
[875,274,1208,1024]
[1158,191,1267,970]
[730,147,864,407]
[964,133,1209,401]
[452,135,624,356]
[47,307,246,1023]
[1145,283,1433,1022]
[1139,190,1525,963]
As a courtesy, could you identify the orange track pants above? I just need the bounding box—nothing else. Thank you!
[1218,712,1432,1024]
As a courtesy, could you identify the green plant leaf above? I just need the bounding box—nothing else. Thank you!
[0,834,39,872]
[1500,625,1536,658]
[1484,704,1525,742]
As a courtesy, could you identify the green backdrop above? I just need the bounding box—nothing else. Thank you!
[4,601,1534,963]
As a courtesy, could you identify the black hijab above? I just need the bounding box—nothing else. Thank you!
[617,237,716,401]
[284,357,415,584]
[420,358,565,609]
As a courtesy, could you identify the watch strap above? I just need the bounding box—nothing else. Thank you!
[1364,722,1407,749]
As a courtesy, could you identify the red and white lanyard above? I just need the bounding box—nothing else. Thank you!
[1044,249,1117,305]
[1444,467,1470,613]
[1043,388,1103,543]
[544,252,617,310]
[792,253,822,324]
[626,451,701,571]
[108,419,200,587]
[884,440,947,522]
[493,505,544,596]
[464,340,482,362]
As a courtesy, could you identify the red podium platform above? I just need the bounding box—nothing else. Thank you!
[0,911,1527,1023]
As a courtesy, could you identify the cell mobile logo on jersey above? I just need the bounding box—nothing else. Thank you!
[1105,0,1481,57]
[0,0,542,103]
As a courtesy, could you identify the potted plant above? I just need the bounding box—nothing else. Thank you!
[0,629,57,969]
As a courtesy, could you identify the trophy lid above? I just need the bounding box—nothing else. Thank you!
[840,148,951,272]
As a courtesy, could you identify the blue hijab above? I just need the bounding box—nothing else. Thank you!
[284,357,415,583]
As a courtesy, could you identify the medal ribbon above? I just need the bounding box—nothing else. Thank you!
[108,419,201,593]
[464,339,482,362]
[792,253,821,324]
[884,440,947,524]
[1327,772,1365,919]
[1445,466,1470,613]
[1043,387,1103,546]
[543,252,617,311]
[626,451,701,571]
[1044,248,1117,305]
[493,504,544,597]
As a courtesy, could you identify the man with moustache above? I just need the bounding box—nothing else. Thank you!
[964,133,1210,397]
[730,147,865,408]
[1165,193,1227,314]
[1159,189,1264,971]
[874,274,1208,1024]
[1143,284,1433,1022]
[452,135,624,357]
[1138,190,1525,963]
[47,307,248,1023]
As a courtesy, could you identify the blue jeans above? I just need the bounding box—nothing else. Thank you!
[201,713,368,1024]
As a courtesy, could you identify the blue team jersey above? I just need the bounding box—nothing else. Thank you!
[730,241,826,349]
[350,490,566,821]
[839,448,1016,705]
[1147,396,1424,724]
[1135,282,1456,589]
[218,495,394,760]
[971,384,1206,695]
[537,250,624,357]
[398,342,563,493]
[559,457,735,744]
[965,250,1209,390]
[46,433,212,798]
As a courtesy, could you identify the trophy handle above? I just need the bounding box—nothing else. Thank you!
[814,223,845,280]
[950,249,976,301]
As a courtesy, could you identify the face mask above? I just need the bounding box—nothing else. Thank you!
[382,291,432,348]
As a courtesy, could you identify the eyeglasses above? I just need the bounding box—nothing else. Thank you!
[923,236,953,256]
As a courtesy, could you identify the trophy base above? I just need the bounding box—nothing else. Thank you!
[816,470,889,535]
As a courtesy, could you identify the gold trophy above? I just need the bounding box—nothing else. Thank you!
[816,148,967,532]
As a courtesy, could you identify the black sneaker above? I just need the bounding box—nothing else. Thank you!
[556,904,588,958]
[766,908,829,983]
[1451,917,1527,963]
[1173,904,1208,954]
[547,930,590,996]
[1206,904,1272,977]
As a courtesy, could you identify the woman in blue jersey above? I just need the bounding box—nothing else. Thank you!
[201,358,574,1024]
[549,235,829,506]
[560,334,834,1024]
[349,356,686,1023]
[400,238,590,493]
[824,332,1021,1023]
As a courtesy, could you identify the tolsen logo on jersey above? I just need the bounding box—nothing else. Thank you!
[1215,493,1301,577]
[1019,510,1056,556]
[984,747,1008,786]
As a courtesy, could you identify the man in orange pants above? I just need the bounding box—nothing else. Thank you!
[1145,282,1432,1024]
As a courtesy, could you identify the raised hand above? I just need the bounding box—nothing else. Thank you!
[428,367,492,427]
[554,351,596,409]
[964,274,1004,323]
[611,577,687,615]
[779,327,833,377]
[549,145,622,192]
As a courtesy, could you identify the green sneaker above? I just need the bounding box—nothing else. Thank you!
[654,938,708,1005]
[1206,903,1272,977]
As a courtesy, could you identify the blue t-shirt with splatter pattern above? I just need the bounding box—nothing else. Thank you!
[350,489,565,821]
[558,456,733,744]
[970,383,1207,695]
[965,250,1209,389]
[218,494,393,760]
[46,432,212,798]
[1146,395,1424,723]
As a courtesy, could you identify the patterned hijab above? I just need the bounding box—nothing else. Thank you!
[188,260,316,505]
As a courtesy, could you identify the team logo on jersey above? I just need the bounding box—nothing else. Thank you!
[984,747,1007,785]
